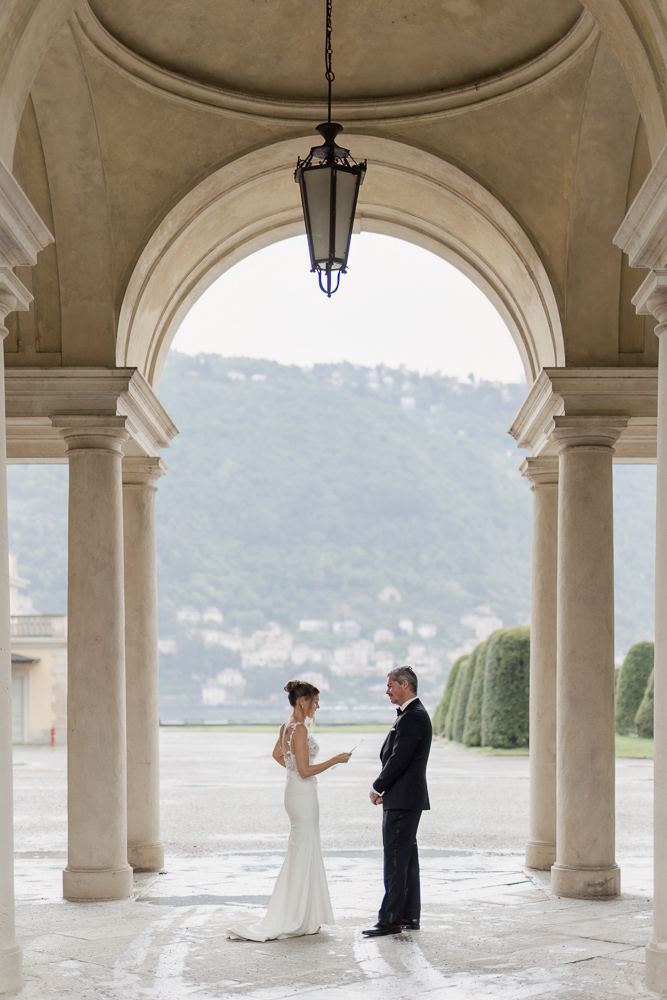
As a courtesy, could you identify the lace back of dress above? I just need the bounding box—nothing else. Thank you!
[283,722,301,775]
[283,721,319,780]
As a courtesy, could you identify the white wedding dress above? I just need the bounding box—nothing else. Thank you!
[226,721,334,941]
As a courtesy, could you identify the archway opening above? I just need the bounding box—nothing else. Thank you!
[156,230,532,724]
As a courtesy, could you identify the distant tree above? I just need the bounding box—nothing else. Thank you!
[616,641,654,735]
[481,626,530,748]
[451,655,475,743]
[635,669,654,739]
[463,638,491,747]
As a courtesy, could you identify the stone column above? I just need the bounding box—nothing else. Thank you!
[0,285,25,993]
[550,416,626,900]
[53,416,134,902]
[123,457,165,872]
[633,272,667,991]
[522,457,558,871]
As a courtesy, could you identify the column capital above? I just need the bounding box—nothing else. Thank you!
[122,456,167,488]
[520,456,559,488]
[550,415,629,454]
[633,268,667,335]
[51,416,129,456]
[0,265,32,338]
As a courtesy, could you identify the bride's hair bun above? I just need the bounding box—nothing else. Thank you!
[284,679,320,706]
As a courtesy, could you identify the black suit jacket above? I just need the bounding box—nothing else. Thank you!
[373,699,431,811]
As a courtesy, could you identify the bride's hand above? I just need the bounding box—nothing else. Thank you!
[335,752,352,764]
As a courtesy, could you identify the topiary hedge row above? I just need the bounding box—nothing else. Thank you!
[432,654,466,737]
[615,641,654,735]
[462,639,488,747]
[436,634,656,750]
[635,669,654,738]
[433,626,530,749]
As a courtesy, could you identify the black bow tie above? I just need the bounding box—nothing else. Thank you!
[396,707,402,716]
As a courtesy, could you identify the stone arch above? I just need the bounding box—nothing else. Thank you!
[580,0,667,160]
[117,135,564,391]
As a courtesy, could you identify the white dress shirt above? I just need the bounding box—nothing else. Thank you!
[397,696,418,713]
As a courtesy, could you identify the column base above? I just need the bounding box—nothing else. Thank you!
[525,839,556,870]
[0,943,22,995]
[128,841,164,872]
[551,862,620,899]
[63,864,133,902]
[646,942,667,994]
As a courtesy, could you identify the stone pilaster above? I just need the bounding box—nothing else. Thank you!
[0,282,26,994]
[54,417,134,903]
[123,457,166,872]
[521,456,558,871]
[550,416,626,900]
[0,159,51,995]
[634,271,667,989]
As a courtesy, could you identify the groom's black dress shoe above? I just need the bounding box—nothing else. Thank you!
[401,919,420,930]
[362,923,402,937]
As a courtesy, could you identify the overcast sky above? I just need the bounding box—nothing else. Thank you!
[171,233,525,383]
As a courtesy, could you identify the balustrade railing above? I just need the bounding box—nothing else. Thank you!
[10,615,67,638]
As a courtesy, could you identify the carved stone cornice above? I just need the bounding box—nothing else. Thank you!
[0,156,53,335]
[614,143,667,269]
[73,4,598,127]
[509,368,658,462]
[0,156,53,270]
[4,368,178,462]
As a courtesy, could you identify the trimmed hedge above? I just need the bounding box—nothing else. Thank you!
[444,655,471,740]
[433,656,463,736]
[635,668,654,739]
[481,626,530,749]
[432,655,465,737]
[616,641,654,735]
[462,639,490,747]
[451,654,475,743]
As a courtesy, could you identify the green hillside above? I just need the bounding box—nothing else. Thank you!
[5,352,657,716]
[156,354,532,640]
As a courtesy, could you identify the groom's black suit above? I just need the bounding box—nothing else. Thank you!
[372,698,432,927]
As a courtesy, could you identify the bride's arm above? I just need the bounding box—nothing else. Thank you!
[292,724,350,778]
[272,728,286,768]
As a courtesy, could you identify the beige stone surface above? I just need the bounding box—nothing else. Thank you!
[5,0,667,993]
[9,732,657,999]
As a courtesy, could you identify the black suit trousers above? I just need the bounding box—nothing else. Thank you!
[378,808,422,926]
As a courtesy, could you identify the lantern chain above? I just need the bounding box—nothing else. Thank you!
[325,0,334,124]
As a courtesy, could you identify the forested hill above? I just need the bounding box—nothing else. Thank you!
[5,352,656,715]
[155,353,532,646]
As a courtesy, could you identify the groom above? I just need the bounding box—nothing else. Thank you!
[364,665,432,937]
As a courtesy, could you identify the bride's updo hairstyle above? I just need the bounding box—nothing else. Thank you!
[284,679,320,706]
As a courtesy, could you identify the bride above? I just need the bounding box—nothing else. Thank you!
[226,679,351,941]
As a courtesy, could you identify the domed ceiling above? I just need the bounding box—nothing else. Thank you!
[87,0,583,101]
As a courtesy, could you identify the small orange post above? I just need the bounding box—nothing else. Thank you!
[50,727,55,748]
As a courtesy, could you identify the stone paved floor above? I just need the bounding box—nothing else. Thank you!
[10,731,659,998]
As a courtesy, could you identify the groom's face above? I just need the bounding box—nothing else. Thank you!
[386,677,411,705]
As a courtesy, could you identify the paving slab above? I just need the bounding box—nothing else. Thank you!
[9,732,660,998]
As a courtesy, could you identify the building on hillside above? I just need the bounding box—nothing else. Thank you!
[9,554,67,745]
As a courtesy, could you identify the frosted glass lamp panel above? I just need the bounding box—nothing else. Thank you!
[301,167,333,269]
[334,169,359,267]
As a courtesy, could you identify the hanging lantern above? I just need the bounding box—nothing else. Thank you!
[295,0,366,297]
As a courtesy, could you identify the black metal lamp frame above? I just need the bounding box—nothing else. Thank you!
[294,0,367,297]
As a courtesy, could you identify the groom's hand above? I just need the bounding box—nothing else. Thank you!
[369,791,383,806]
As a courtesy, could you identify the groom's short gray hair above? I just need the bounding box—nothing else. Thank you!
[388,666,418,693]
